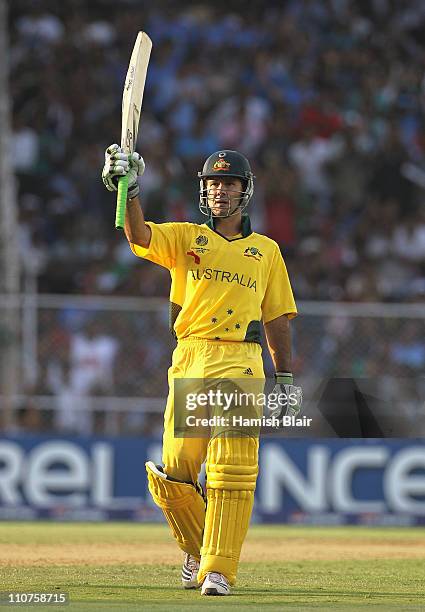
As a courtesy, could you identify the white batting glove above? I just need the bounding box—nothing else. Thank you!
[267,372,303,420]
[102,143,145,198]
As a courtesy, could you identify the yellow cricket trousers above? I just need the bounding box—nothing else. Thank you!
[162,337,264,584]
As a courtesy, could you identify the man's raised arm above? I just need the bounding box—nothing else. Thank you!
[124,195,151,248]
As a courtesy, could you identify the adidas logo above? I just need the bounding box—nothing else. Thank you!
[242,367,254,376]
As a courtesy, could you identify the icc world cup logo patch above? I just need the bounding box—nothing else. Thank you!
[196,235,208,246]
[244,247,263,261]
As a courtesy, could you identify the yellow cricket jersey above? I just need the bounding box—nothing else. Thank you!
[130,216,297,343]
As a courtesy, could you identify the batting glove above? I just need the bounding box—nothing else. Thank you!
[268,372,303,419]
[102,143,145,199]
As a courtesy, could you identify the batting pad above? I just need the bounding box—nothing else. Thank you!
[145,461,206,559]
[198,435,258,585]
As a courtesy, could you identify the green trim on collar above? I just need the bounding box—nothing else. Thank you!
[205,215,252,238]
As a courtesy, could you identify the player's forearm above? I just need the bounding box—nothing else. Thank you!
[264,314,292,373]
[124,195,151,248]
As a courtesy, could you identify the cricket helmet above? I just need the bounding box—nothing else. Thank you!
[198,150,254,217]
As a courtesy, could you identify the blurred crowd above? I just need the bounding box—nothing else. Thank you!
[7,0,425,435]
[10,0,425,302]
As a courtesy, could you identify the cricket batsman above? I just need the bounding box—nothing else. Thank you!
[102,147,302,595]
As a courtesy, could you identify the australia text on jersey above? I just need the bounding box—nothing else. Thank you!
[189,268,257,292]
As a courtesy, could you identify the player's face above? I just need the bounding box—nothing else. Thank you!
[206,178,244,217]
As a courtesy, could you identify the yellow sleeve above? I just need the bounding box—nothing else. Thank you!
[262,245,297,323]
[130,222,182,270]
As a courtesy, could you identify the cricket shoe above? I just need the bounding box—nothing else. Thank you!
[201,572,231,596]
[181,553,200,589]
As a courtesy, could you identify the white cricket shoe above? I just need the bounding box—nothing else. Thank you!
[181,553,200,589]
[201,572,231,596]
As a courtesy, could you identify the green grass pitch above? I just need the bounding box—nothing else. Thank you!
[0,522,424,611]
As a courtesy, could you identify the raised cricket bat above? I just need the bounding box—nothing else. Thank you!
[115,31,152,230]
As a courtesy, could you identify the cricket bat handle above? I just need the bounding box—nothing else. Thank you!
[115,174,129,230]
